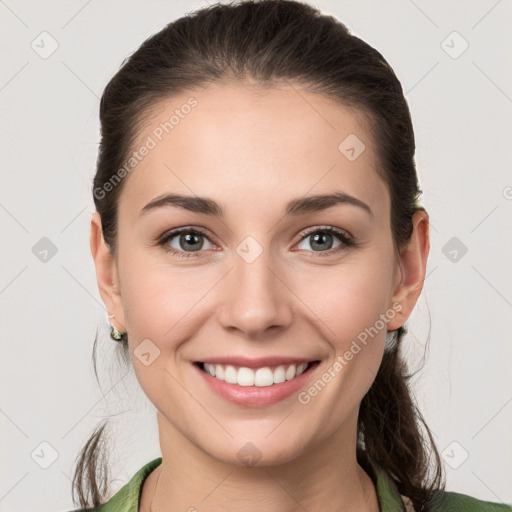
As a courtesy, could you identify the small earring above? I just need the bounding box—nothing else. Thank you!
[110,324,126,341]
[108,314,126,341]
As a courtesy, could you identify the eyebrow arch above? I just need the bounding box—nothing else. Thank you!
[139,191,373,219]
[286,192,373,218]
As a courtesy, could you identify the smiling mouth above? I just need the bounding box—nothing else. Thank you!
[194,361,320,387]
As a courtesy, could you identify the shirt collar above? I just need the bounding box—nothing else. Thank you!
[100,456,407,512]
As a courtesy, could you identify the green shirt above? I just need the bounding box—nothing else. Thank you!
[81,457,511,511]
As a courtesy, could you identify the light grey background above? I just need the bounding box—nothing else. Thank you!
[1,0,511,510]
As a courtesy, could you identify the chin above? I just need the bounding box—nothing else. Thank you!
[202,435,308,469]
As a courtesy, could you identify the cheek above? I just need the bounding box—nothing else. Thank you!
[118,249,218,346]
[289,266,391,443]
[298,256,394,349]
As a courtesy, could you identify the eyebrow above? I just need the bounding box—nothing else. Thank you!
[139,191,373,219]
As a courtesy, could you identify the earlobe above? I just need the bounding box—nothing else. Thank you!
[90,212,126,332]
[387,209,430,331]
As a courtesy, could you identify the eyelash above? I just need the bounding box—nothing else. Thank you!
[158,225,357,259]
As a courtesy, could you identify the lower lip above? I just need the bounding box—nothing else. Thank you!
[194,361,320,407]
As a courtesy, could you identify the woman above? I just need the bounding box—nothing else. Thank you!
[72,1,511,511]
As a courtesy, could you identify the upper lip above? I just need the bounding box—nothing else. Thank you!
[196,356,319,369]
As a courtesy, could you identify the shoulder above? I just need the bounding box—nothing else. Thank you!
[372,463,511,512]
[65,457,163,512]
[426,490,512,511]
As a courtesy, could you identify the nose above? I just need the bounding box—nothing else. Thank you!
[217,248,293,339]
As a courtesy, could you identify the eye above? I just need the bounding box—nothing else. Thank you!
[294,226,355,256]
[158,225,356,259]
[159,227,216,258]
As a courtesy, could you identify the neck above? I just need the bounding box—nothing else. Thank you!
[141,412,380,512]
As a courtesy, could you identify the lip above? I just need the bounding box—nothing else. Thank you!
[197,356,314,369]
[193,360,321,407]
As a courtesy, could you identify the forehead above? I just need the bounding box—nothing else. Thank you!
[118,81,389,221]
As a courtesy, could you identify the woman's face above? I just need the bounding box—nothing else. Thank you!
[92,81,425,466]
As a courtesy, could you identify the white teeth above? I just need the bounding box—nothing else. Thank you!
[201,362,312,386]
[215,364,224,380]
[205,363,216,376]
[237,367,255,386]
[273,365,286,384]
[254,368,274,387]
[224,365,238,384]
[285,365,296,380]
[297,363,308,376]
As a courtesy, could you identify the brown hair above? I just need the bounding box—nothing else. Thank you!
[73,0,445,509]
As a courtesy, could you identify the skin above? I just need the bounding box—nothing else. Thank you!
[90,81,429,512]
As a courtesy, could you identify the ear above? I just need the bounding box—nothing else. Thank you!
[90,212,126,333]
[386,209,430,330]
